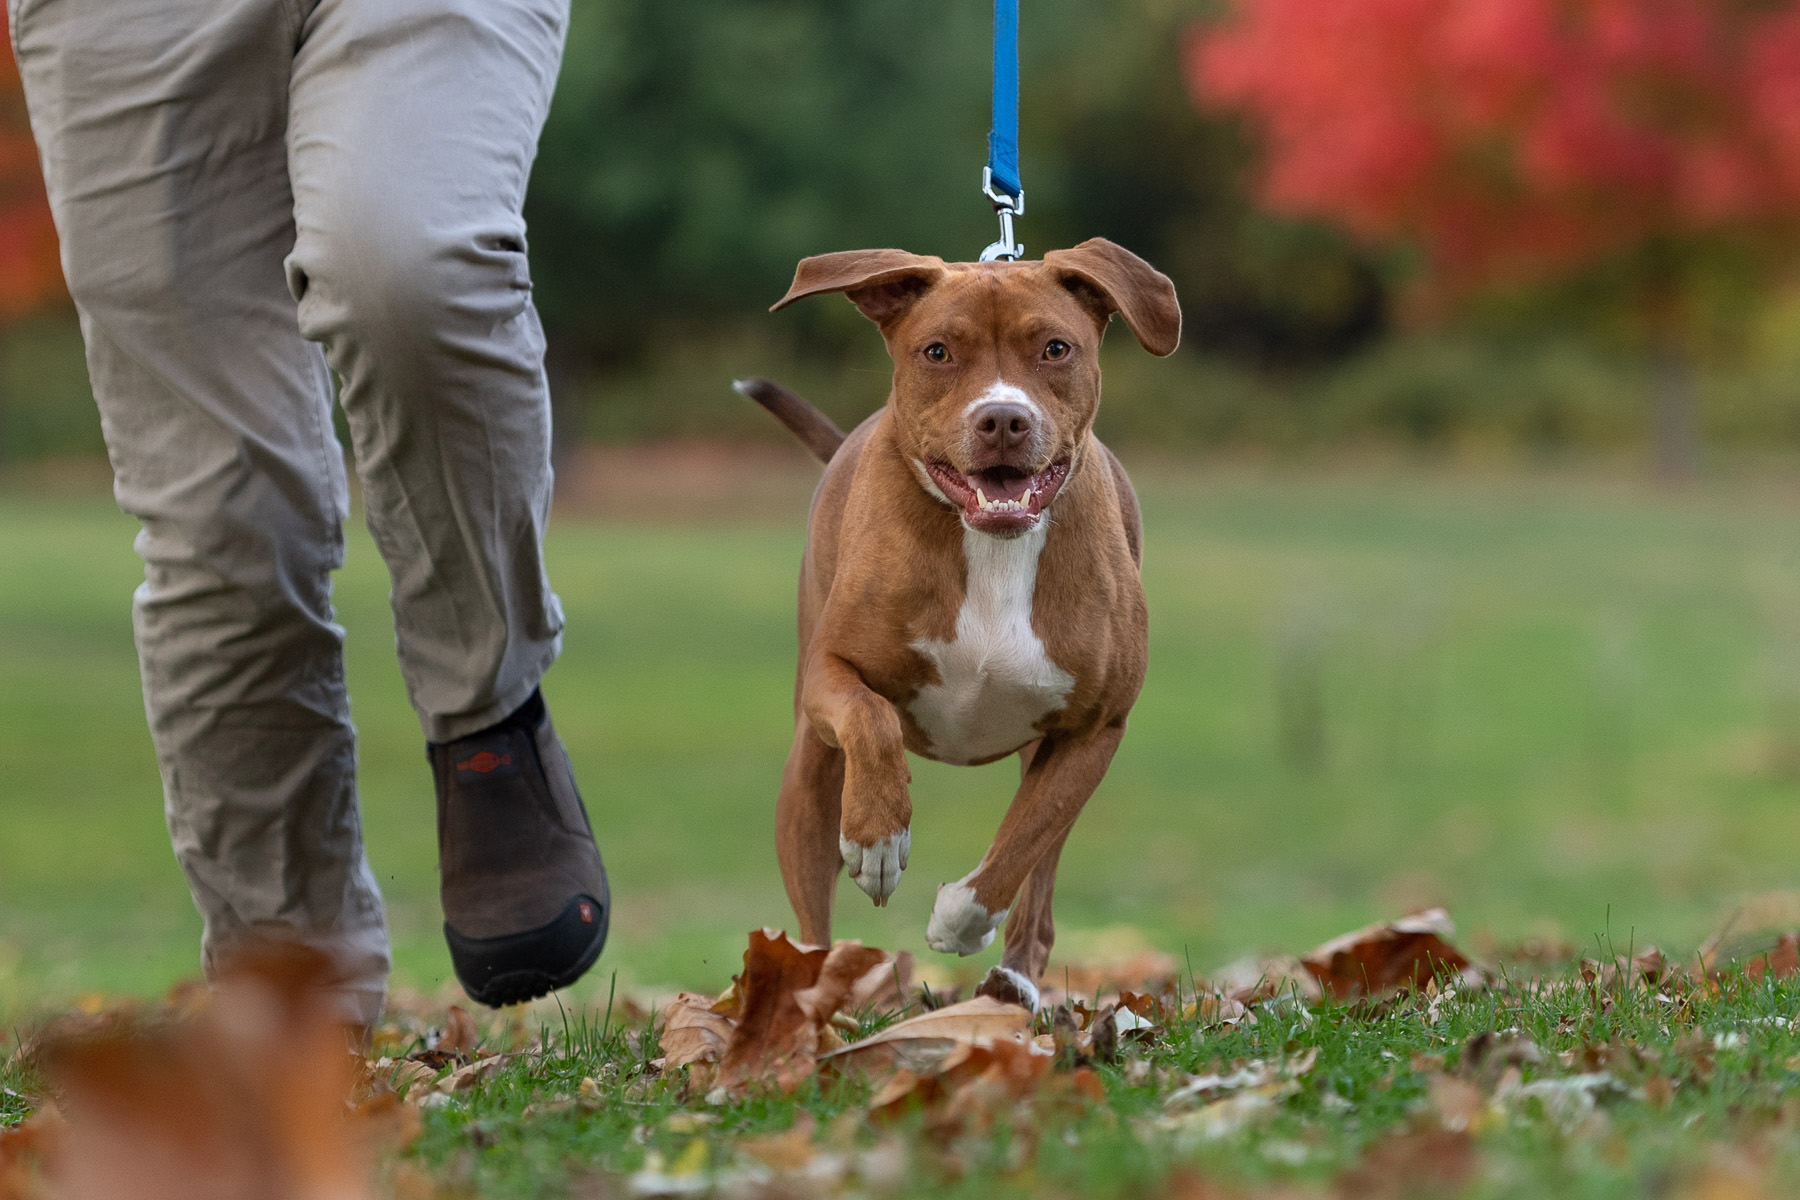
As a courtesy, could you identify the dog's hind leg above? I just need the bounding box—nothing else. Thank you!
[971,741,1064,1011]
[928,723,1123,981]
[776,716,846,946]
[979,846,1070,1012]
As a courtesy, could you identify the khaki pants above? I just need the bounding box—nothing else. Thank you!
[10,0,571,1024]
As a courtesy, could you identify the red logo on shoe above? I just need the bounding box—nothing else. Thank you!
[457,751,512,774]
[579,903,594,924]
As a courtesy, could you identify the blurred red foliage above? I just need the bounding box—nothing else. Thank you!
[1,13,65,322]
[1189,0,1800,293]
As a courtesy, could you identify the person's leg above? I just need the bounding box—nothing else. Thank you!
[285,0,608,1005]
[286,0,567,740]
[10,0,389,1022]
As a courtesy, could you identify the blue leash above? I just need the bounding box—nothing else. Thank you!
[980,0,1024,261]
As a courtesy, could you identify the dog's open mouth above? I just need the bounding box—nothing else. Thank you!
[925,458,1071,536]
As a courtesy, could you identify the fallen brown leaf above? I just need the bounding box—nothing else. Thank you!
[379,1057,443,1099]
[1425,1073,1486,1132]
[33,942,373,1200]
[1741,933,1800,984]
[1206,954,1323,1005]
[350,1088,424,1155]
[1048,947,1181,997]
[1302,909,1477,1001]
[736,1113,819,1171]
[793,943,894,1044]
[821,997,1034,1077]
[869,1036,1054,1135]
[1156,1171,1252,1200]
[1675,1145,1774,1200]
[662,930,910,1095]
[846,951,914,1013]
[1582,945,1683,994]
[0,1106,62,1200]
[1335,1127,1475,1199]
[657,992,734,1070]
[715,931,836,1092]
[435,1051,524,1095]
[1117,991,1161,1021]
[436,1005,479,1058]
[1164,1048,1318,1114]
[1155,1084,1299,1142]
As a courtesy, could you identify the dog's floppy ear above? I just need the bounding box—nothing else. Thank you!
[772,250,948,325]
[1043,238,1181,357]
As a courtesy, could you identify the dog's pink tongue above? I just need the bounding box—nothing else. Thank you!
[971,472,1032,504]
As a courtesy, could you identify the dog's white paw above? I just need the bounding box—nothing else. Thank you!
[975,965,1040,1012]
[926,878,1005,955]
[840,830,909,904]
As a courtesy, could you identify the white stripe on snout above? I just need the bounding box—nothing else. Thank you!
[963,380,1040,419]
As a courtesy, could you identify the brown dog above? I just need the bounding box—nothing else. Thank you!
[739,238,1179,1008]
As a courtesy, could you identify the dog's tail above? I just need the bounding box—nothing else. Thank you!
[733,377,846,465]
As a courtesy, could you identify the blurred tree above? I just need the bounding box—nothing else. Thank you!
[1191,0,1800,478]
[0,9,64,322]
[526,0,1386,371]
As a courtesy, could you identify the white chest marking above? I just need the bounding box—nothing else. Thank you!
[908,523,1075,765]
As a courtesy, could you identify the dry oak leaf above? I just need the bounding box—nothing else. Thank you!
[1049,947,1182,998]
[1185,993,1252,1030]
[735,1112,820,1172]
[1302,908,1477,1001]
[793,942,895,1034]
[0,1106,63,1200]
[35,942,374,1200]
[658,992,735,1070]
[869,1036,1054,1134]
[435,1005,480,1058]
[716,931,842,1092]
[434,1050,528,1096]
[694,930,906,1094]
[1334,1127,1475,1200]
[1742,933,1800,983]
[1208,954,1323,1005]
[1582,946,1684,994]
[349,1088,424,1155]
[377,1057,443,1099]
[1155,1084,1299,1142]
[821,996,1034,1077]
[1424,1073,1488,1133]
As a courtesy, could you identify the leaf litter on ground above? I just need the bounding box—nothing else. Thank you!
[9,906,1800,1198]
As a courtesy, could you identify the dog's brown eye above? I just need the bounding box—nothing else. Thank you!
[923,343,950,363]
[1044,339,1070,361]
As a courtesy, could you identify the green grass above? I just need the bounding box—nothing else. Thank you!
[8,459,1800,1197]
[5,461,1800,1015]
[364,966,1800,1199]
[14,954,1798,1198]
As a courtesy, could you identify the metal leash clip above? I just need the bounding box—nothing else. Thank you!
[979,167,1025,262]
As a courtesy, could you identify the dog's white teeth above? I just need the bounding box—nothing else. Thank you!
[973,486,1033,514]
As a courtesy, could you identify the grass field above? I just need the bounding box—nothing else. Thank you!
[5,455,1800,1016]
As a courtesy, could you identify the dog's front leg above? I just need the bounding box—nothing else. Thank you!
[802,650,912,906]
[926,722,1126,1003]
[776,716,846,946]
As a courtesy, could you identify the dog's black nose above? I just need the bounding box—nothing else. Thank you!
[970,401,1037,454]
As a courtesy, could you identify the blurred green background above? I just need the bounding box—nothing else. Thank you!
[9,454,1800,1012]
[5,0,1800,1012]
[13,0,1800,461]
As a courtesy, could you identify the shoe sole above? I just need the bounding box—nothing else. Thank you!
[445,890,611,1008]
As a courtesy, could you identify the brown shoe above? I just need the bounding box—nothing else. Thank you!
[430,690,610,1007]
